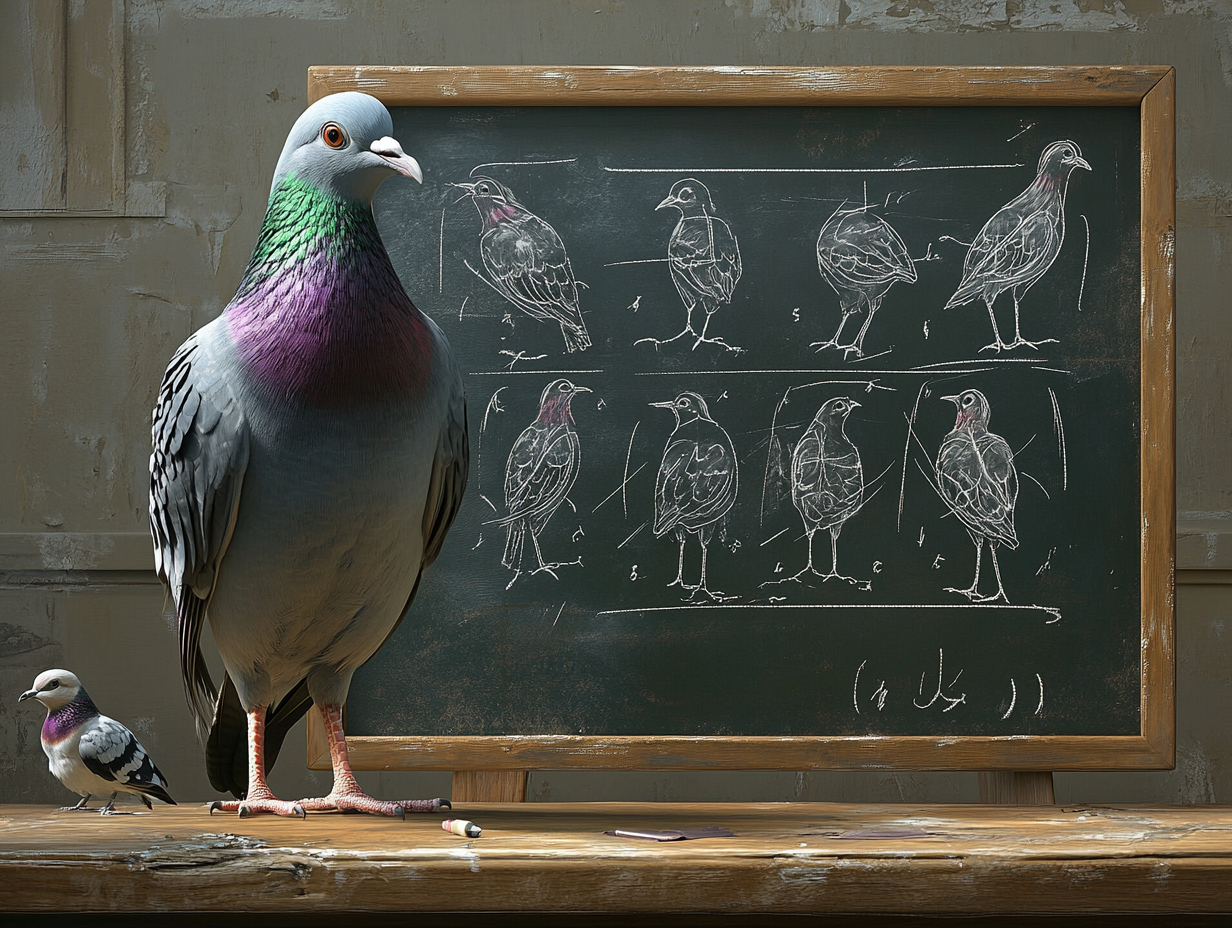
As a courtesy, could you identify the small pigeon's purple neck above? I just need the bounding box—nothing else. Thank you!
[42,695,99,746]
[538,393,576,427]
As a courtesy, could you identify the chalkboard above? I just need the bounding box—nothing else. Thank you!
[307,67,1174,772]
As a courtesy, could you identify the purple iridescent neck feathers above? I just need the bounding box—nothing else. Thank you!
[42,693,99,745]
[225,174,431,405]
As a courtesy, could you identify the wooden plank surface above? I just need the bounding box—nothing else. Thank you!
[307,65,1167,106]
[3,803,1231,916]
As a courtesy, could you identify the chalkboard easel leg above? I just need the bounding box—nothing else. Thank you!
[452,770,528,802]
[978,771,1056,804]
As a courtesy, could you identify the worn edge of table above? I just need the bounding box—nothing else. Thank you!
[2,802,1230,915]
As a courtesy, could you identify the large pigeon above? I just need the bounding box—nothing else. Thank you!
[150,92,468,817]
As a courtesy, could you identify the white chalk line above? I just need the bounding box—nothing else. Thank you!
[603,163,1026,174]
[596,603,1063,616]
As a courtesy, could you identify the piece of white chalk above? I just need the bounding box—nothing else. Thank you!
[442,818,482,838]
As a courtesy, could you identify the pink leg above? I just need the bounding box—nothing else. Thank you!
[297,704,451,818]
[209,706,306,818]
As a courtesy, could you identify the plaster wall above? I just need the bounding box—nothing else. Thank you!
[1,0,1228,805]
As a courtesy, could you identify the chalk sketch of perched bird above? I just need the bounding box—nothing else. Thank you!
[650,392,739,601]
[20,670,176,814]
[812,205,917,358]
[456,176,591,353]
[149,92,468,817]
[498,378,591,585]
[934,390,1018,603]
[637,179,742,352]
[945,140,1091,352]
[787,397,869,587]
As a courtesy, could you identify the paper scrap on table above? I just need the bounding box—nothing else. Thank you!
[605,825,735,841]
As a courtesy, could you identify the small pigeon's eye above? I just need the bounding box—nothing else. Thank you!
[477,183,490,195]
[681,187,693,197]
[48,679,61,689]
[962,395,974,407]
[558,383,570,392]
[321,122,347,149]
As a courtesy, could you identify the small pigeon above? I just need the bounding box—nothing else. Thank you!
[812,205,917,358]
[650,392,739,601]
[945,140,1091,352]
[640,179,742,352]
[149,92,468,817]
[934,390,1018,603]
[20,669,176,814]
[456,176,591,353]
[499,378,591,584]
[788,397,868,586]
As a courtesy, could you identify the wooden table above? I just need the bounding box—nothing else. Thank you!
[2,802,1231,925]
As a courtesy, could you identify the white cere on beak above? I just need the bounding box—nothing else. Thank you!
[370,137,423,183]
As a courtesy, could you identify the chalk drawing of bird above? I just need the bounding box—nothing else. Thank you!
[456,176,591,353]
[945,140,1091,352]
[637,179,742,353]
[651,392,739,602]
[811,206,917,359]
[787,397,869,588]
[20,669,176,814]
[150,92,468,817]
[934,389,1018,603]
[498,378,591,585]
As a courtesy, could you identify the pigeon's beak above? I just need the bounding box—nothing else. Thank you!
[370,137,423,184]
[940,394,961,405]
[649,400,675,408]
[18,689,38,702]
[449,182,477,194]
[1074,156,1092,172]
[848,401,862,409]
[655,195,678,211]
[572,385,593,394]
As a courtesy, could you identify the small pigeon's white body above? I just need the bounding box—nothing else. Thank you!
[43,716,163,801]
[21,669,176,812]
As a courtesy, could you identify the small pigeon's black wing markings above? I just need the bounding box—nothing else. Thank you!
[80,717,176,804]
[149,335,250,730]
[670,217,741,304]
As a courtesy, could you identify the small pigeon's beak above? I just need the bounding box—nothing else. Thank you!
[370,137,423,184]
[18,689,38,702]
[649,400,675,408]
[848,401,862,410]
[940,394,961,405]
[1074,156,1092,172]
[655,195,678,211]
[571,385,593,394]
[449,181,477,194]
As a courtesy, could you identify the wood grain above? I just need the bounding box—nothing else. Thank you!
[3,802,1230,915]
[978,772,1056,804]
[307,65,1167,106]
[1139,67,1178,772]
[452,770,528,803]
[302,65,1176,776]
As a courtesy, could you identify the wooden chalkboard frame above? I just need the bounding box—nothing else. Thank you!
[305,66,1174,774]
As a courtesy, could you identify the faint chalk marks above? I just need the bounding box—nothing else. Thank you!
[1048,387,1068,491]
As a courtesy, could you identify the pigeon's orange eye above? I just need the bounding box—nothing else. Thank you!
[321,123,346,149]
